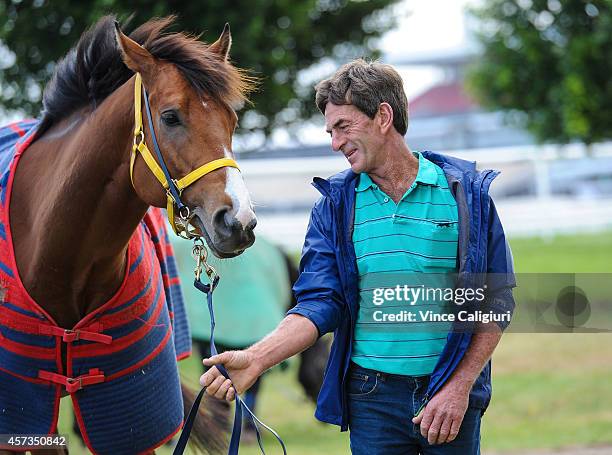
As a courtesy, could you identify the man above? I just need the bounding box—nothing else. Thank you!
[200,59,516,454]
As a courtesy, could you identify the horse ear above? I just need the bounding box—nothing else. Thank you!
[209,23,232,61]
[114,21,154,75]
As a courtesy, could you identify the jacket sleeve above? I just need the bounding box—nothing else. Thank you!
[287,198,346,336]
[485,197,516,331]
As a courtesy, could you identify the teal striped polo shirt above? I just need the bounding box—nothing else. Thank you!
[351,152,459,376]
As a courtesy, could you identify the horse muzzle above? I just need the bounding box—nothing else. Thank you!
[191,206,256,258]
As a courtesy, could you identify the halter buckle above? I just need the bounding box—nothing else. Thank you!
[178,205,190,220]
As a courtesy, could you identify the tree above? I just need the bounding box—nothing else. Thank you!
[0,0,400,140]
[466,0,612,145]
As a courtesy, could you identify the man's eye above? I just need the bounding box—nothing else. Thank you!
[161,110,181,127]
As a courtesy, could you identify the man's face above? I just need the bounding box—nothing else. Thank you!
[324,103,383,174]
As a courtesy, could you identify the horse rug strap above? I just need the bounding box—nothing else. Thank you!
[172,272,287,455]
[130,73,240,237]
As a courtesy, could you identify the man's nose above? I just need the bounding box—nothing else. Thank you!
[331,131,345,152]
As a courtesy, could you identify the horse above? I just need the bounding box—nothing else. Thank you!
[0,15,256,454]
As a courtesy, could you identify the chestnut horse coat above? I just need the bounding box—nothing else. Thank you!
[0,120,192,454]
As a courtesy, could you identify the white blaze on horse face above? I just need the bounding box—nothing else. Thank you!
[223,146,255,228]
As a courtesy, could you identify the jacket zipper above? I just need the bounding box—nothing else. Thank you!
[339,183,357,429]
[474,170,492,275]
[417,176,467,412]
[416,169,499,414]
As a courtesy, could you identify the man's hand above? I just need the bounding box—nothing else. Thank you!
[412,327,502,445]
[200,350,262,401]
[412,381,470,445]
[199,314,319,401]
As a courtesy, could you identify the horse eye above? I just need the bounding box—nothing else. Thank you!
[161,110,181,127]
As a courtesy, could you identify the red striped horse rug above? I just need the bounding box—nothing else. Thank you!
[0,120,192,454]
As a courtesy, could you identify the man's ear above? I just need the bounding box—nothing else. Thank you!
[114,21,155,76]
[209,23,232,61]
[378,102,394,133]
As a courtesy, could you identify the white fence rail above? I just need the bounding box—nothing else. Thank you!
[239,142,612,250]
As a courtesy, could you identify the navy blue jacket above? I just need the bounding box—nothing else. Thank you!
[287,151,516,430]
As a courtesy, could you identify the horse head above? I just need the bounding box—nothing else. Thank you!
[114,21,256,258]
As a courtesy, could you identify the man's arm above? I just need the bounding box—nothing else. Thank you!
[412,326,501,445]
[201,198,345,401]
[200,313,319,401]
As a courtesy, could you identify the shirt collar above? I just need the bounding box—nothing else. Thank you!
[413,151,439,186]
[355,172,376,192]
[354,152,438,192]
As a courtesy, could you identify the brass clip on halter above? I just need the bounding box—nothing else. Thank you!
[192,238,217,283]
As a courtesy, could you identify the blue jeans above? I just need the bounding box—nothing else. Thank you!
[347,363,482,455]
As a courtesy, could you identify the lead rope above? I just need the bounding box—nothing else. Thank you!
[173,238,287,455]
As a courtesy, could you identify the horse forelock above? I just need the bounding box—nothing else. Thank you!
[39,15,255,136]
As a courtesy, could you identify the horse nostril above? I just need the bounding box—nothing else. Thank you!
[245,217,257,232]
[212,206,233,237]
[212,206,255,238]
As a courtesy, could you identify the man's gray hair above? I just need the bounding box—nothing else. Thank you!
[315,59,409,135]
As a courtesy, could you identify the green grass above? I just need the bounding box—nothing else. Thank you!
[485,333,612,451]
[509,231,612,273]
[482,231,612,451]
[57,231,612,453]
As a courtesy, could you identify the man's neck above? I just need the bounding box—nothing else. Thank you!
[367,137,418,203]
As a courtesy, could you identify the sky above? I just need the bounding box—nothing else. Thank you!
[381,0,473,97]
[275,0,476,148]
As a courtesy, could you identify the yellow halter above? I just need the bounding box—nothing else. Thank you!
[130,73,240,238]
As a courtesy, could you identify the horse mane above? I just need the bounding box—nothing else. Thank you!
[38,15,254,135]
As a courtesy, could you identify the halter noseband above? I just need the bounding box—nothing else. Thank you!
[130,73,239,238]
